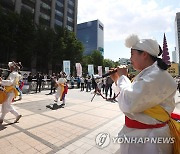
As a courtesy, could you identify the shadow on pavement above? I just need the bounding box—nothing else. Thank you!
[0,122,14,131]
[46,103,64,110]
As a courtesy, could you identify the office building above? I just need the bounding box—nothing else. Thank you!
[0,0,78,32]
[119,58,131,66]
[172,49,177,63]
[175,12,180,63]
[77,19,104,56]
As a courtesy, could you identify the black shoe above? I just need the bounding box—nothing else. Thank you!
[0,119,3,124]
[14,115,22,123]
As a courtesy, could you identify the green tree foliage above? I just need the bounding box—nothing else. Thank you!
[0,7,84,73]
[91,50,103,74]
[34,25,56,72]
[0,8,35,69]
[16,12,35,69]
[103,59,116,68]
[0,9,20,66]
[52,27,84,73]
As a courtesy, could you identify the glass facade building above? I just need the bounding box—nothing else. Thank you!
[0,0,77,32]
[77,19,104,56]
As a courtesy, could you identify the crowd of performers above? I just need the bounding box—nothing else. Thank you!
[1,35,180,154]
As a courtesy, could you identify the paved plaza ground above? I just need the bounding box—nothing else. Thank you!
[0,89,180,154]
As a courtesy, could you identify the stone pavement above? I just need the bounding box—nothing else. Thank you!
[0,89,180,154]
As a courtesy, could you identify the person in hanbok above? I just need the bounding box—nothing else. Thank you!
[111,34,179,154]
[0,61,22,124]
[54,73,67,105]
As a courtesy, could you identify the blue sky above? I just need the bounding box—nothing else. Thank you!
[77,0,180,61]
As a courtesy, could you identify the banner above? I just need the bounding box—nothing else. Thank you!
[75,63,82,77]
[98,66,102,77]
[88,64,94,76]
[105,67,109,74]
[63,60,70,76]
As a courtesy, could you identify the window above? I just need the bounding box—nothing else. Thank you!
[66,25,73,31]
[55,20,63,26]
[40,13,50,20]
[99,24,103,30]
[67,16,73,22]
[68,8,73,14]
[41,2,51,9]
[21,4,35,13]
[56,1,63,7]
[68,0,74,6]
[55,10,63,17]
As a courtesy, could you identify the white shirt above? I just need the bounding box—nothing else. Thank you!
[0,71,19,86]
[112,62,177,137]
[57,78,67,84]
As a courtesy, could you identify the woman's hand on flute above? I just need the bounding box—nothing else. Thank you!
[109,68,119,83]
[110,66,128,84]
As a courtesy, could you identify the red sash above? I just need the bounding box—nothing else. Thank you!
[125,116,167,129]
[171,113,180,121]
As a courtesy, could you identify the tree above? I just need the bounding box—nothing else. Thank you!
[91,50,103,74]
[0,9,20,65]
[53,27,84,73]
[0,7,83,73]
[162,33,170,66]
[103,59,116,68]
[16,11,35,69]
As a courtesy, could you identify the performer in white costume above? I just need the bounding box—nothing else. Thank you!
[54,73,67,105]
[111,34,177,154]
[0,61,22,124]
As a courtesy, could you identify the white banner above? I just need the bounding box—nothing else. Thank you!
[88,64,94,76]
[63,60,70,76]
[98,66,102,77]
[75,63,82,77]
[105,67,109,74]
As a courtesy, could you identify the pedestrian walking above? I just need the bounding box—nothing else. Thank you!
[80,76,85,91]
[105,76,113,99]
[49,73,56,94]
[35,73,43,93]
[86,76,91,92]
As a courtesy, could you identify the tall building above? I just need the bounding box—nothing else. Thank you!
[172,49,177,63]
[77,19,104,56]
[119,58,131,65]
[175,12,180,63]
[0,0,78,32]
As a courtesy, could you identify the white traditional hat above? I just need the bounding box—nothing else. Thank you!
[8,61,16,68]
[8,61,20,69]
[125,34,159,57]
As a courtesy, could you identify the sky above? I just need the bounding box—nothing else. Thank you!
[77,0,180,61]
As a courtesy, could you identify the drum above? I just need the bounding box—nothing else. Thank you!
[0,87,7,104]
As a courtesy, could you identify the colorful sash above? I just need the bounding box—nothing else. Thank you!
[5,86,19,98]
[58,83,64,101]
[125,116,167,129]
[144,105,180,154]
[0,90,7,104]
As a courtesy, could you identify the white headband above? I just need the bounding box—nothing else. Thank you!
[125,34,159,57]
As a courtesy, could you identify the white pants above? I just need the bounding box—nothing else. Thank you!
[116,125,173,154]
[0,92,19,120]
[55,87,65,104]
